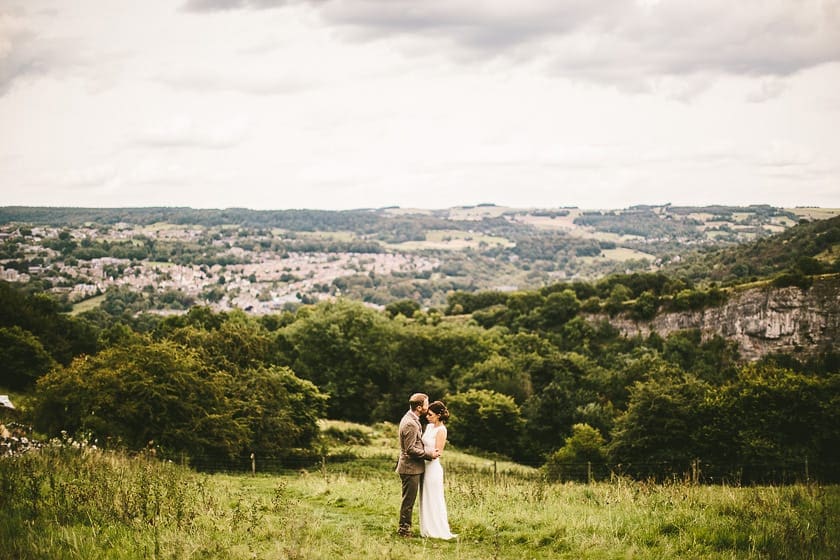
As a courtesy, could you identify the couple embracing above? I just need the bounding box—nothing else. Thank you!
[395,392,457,540]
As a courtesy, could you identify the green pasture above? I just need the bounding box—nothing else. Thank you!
[139,222,206,233]
[2,421,838,559]
[786,208,840,221]
[590,247,655,263]
[289,230,359,242]
[69,294,106,315]
[386,230,514,251]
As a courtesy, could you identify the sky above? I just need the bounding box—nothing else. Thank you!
[1,0,839,211]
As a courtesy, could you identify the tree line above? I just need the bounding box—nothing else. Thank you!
[2,275,838,482]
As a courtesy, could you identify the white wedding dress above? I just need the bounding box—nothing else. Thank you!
[419,424,457,540]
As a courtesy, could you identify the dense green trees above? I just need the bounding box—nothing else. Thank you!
[34,338,244,458]
[574,208,705,240]
[707,364,840,482]
[277,300,502,422]
[0,282,99,365]
[2,271,838,481]
[237,365,326,457]
[609,371,712,478]
[32,335,325,464]
[280,300,398,422]
[443,272,731,324]
[445,389,524,456]
[385,299,421,318]
[544,423,608,482]
[0,326,57,389]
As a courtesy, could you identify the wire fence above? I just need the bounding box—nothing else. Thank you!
[3,425,837,486]
[181,452,840,486]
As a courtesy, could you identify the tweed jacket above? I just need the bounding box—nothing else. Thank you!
[395,410,434,475]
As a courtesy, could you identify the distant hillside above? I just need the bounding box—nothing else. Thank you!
[664,214,840,285]
[1,204,838,311]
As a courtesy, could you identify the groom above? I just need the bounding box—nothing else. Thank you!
[396,392,440,537]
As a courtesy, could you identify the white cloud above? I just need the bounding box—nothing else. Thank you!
[134,115,250,149]
[311,0,840,85]
[0,11,66,94]
[758,141,815,169]
[746,77,788,103]
[156,66,318,95]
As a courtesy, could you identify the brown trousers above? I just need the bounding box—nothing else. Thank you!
[398,473,422,533]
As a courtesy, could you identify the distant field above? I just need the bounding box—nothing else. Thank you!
[515,212,653,245]
[598,247,656,262]
[70,294,106,315]
[514,209,582,230]
[685,212,716,222]
[787,207,840,220]
[760,224,787,234]
[445,205,516,221]
[575,247,655,264]
[139,222,206,232]
[816,249,839,263]
[387,229,515,251]
[380,207,434,216]
[704,229,743,240]
[769,215,799,227]
[292,230,358,242]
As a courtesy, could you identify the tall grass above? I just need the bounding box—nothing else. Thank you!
[0,440,216,559]
[2,424,838,559]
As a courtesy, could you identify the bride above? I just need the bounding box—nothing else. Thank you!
[419,400,457,540]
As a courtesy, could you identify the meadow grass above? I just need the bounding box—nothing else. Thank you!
[384,229,514,251]
[2,423,838,559]
[69,294,107,315]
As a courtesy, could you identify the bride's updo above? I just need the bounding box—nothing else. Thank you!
[428,401,450,423]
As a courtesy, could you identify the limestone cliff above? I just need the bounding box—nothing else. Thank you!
[603,275,840,361]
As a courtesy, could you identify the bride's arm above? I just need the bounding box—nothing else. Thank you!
[435,426,448,455]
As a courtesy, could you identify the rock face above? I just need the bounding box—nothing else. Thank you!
[604,275,840,361]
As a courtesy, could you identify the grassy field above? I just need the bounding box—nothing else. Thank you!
[2,422,838,559]
[786,208,840,221]
[386,229,515,251]
[584,247,656,263]
[69,294,106,315]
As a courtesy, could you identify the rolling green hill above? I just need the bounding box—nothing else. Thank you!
[664,214,840,285]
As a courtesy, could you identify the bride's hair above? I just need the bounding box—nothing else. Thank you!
[428,401,450,422]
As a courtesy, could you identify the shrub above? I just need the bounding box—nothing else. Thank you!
[32,337,326,465]
[446,389,524,456]
[544,423,607,482]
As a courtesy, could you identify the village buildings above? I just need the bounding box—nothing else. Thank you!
[0,223,439,314]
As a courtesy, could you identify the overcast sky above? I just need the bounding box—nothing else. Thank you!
[1,1,839,211]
